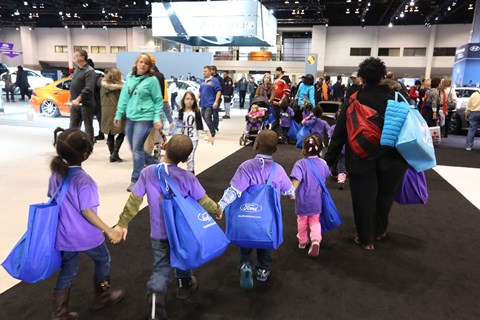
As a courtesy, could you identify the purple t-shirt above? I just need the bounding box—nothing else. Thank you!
[132,164,205,240]
[48,167,104,251]
[230,157,292,194]
[304,117,331,137]
[290,157,330,216]
[280,107,295,128]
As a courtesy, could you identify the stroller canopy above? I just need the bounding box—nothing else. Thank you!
[250,96,270,110]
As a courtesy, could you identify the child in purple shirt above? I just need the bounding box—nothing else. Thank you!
[279,98,295,139]
[114,134,222,320]
[302,105,331,139]
[290,134,331,258]
[49,128,124,319]
[218,130,295,289]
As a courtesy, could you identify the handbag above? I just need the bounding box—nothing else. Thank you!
[395,106,436,172]
[296,122,314,149]
[287,121,301,140]
[306,159,342,233]
[157,165,229,270]
[225,164,283,249]
[430,125,441,145]
[2,169,76,283]
[394,166,428,205]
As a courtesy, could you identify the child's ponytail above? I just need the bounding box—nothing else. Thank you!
[50,156,69,178]
[303,134,323,157]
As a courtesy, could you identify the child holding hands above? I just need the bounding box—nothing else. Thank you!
[218,130,295,289]
[114,134,222,320]
[50,128,125,320]
[290,134,330,258]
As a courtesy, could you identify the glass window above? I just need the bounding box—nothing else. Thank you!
[433,47,456,56]
[110,46,126,54]
[74,46,89,53]
[55,45,68,53]
[403,48,426,56]
[455,89,476,98]
[57,80,71,90]
[91,46,106,54]
[378,48,400,56]
[350,48,371,56]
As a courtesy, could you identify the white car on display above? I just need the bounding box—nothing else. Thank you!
[166,79,200,106]
[449,87,480,134]
[0,67,54,95]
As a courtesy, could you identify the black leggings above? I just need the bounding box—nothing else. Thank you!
[348,154,407,245]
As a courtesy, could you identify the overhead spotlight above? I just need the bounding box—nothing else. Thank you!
[14,9,20,15]
[301,9,304,14]
[414,6,419,12]
[64,25,68,29]
[292,9,295,14]
[133,1,136,5]
[284,0,289,3]
[15,27,19,30]
[367,2,371,6]
[102,8,105,14]
[145,0,149,4]
[355,8,360,14]
[452,1,456,6]
[346,8,350,14]
[435,16,439,20]
[23,1,28,5]
[269,9,273,14]
[59,11,63,15]
[447,6,451,11]
[294,0,299,3]
[103,25,107,30]
[346,0,351,2]
[400,12,404,18]
[468,4,473,10]
[325,23,328,28]
[28,26,33,30]
[409,1,415,6]
[388,22,393,27]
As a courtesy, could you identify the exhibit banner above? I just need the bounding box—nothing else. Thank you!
[152,0,277,47]
[452,43,480,87]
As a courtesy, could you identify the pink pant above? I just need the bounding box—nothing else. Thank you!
[297,214,322,244]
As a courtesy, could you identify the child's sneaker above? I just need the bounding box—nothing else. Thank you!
[337,173,347,189]
[308,241,320,258]
[256,269,271,282]
[298,241,309,249]
[239,264,253,289]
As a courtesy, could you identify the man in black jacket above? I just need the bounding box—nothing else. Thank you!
[222,71,234,119]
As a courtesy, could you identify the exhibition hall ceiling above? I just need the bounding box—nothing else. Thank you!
[0,0,475,29]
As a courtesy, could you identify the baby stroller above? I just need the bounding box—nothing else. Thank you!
[239,96,269,146]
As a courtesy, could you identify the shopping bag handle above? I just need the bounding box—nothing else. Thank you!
[48,167,77,205]
[395,91,409,105]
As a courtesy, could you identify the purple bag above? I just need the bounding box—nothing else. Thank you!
[394,166,428,205]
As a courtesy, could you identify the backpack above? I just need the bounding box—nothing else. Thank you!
[346,91,385,159]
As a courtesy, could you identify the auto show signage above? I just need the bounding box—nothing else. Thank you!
[0,42,22,58]
[452,42,480,87]
[151,0,277,46]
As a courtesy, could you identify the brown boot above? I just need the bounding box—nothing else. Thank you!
[92,278,125,310]
[52,289,79,320]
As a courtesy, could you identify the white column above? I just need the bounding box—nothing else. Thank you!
[424,25,437,80]
[19,27,38,68]
[311,26,327,76]
[470,0,480,43]
[66,28,73,72]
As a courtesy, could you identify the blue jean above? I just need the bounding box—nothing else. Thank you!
[148,239,191,294]
[239,248,273,271]
[162,102,174,124]
[55,242,110,290]
[125,119,158,183]
[201,107,215,137]
[466,111,480,149]
[213,108,219,131]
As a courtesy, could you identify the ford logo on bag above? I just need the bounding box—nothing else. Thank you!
[197,212,212,222]
[240,203,263,212]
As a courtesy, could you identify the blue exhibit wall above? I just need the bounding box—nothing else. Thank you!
[452,43,480,87]
[116,52,213,80]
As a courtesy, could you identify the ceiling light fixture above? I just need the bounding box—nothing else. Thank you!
[102,8,105,14]
[23,1,28,5]
[409,1,415,6]
[59,11,62,15]
[82,24,85,29]
[388,22,393,27]
[64,25,68,29]
[14,10,20,15]
[400,12,404,18]
[284,0,289,3]
[346,8,350,14]
[468,4,473,10]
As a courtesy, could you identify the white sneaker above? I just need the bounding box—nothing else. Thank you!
[466,147,472,151]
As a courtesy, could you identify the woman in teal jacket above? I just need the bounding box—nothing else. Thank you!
[114,53,164,191]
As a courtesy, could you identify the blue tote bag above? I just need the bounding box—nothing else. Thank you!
[307,159,342,233]
[394,166,428,205]
[296,123,313,149]
[287,121,301,140]
[158,165,229,270]
[225,164,283,249]
[2,169,75,283]
[395,106,436,172]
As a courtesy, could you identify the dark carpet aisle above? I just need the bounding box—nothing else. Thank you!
[1,145,480,320]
